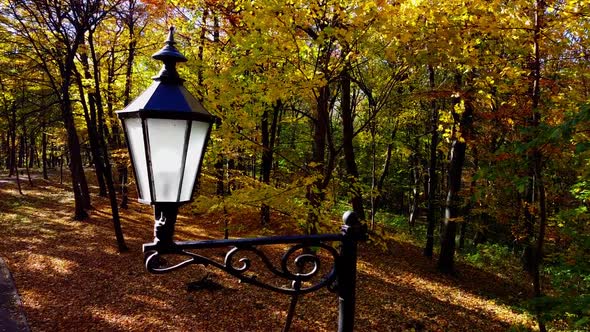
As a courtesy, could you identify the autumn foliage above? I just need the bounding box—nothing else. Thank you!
[0,0,589,330]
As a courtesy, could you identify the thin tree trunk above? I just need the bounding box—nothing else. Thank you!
[42,122,48,180]
[119,166,128,209]
[8,109,15,176]
[408,142,420,230]
[61,64,90,220]
[370,119,376,230]
[27,132,35,169]
[99,129,129,251]
[437,74,473,274]
[260,101,280,226]
[528,1,547,330]
[11,116,23,194]
[118,0,139,146]
[212,15,225,197]
[75,69,108,197]
[3,131,8,172]
[118,6,139,208]
[50,142,55,168]
[18,133,24,168]
[106,45,120,147]
[22,126,32,186]
[15,160,23,195]
[341,68,365,220]
[79,35,107,196]
[60,153,64,184]
[424,64,440,258]
[372,124,398,227]
[197,9,208,87]
[306,84,330,235]
[86,30,128,251]
[459,151,478,251]
[88,31,109,142]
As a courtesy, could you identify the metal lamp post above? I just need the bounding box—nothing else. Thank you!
[117,27,367,332]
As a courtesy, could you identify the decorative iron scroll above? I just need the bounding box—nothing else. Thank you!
[144,236,342,295]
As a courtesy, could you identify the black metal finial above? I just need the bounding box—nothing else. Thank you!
[152,27,187,83]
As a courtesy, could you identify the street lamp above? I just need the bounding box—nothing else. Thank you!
[117,27,214,248]
[117,27,366,332]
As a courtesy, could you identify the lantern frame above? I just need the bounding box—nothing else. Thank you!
[116,27,214,205]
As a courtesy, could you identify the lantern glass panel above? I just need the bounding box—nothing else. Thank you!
[179,120,210,201]
[147,118,188,202]
[124,118,150,200]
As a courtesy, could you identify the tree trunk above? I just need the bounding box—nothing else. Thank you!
[60,153,63,184]
[15,157,23,195]
[18,133,24,168]
[370,119,377,229]
[341,69,365,220]
[86,30,128,251]
[49,142,55,168]
[197,9,209,87]
[408,143,420,230]
[119,166,128,209]
[80,33,107,195]
[27,131,35,169]
[61,51,91,219]
[61,92,89,220]
[106,45,120,147]
[215,120,225,197]
[527,2,547,331]
[42,122,48,180]
[306,84,330,235]
[9,106,16,177]
[22,125,33,186]
[99,127,129,252]
[213,15,225,197]
[118,0,140,147]
[11,110,22,195]
[459,151,478,251]
[3,131,8,171]
[425,64,440,258]
[368,124,397,230]
[437,74,473,274]
[260,101,280,226]
[75,67,108,197]
[88,31,109,143]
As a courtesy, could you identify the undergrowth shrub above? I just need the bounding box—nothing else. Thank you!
[463,243,520,277]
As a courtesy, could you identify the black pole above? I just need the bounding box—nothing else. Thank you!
[152,203,179,248]
[338,211,365,332]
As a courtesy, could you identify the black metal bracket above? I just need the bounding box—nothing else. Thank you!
[142,211,365,332]
[143,234,342,295]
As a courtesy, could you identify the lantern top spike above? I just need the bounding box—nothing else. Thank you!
[152,27,187,83]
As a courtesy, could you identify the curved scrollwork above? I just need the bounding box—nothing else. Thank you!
[145,241,339,296]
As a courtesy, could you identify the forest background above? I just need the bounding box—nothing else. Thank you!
[0,0,589,331]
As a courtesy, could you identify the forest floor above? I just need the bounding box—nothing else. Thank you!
[0,171,538,331]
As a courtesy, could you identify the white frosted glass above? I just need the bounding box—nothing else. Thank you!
[147,118,187,202]
[180,121,210,201]
[124,119,150,201]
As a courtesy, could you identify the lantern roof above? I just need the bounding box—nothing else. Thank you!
[117,27,212,121]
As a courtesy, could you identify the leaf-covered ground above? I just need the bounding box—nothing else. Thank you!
[0,173,536,331]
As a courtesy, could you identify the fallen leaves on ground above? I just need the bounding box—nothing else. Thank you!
[0,172,536,331]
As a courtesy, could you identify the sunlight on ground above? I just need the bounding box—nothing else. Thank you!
[23,254,78,276]
[359,260,536,329]
[20,290,46,310]
[88,308,146,330]
[125,294,173,310]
